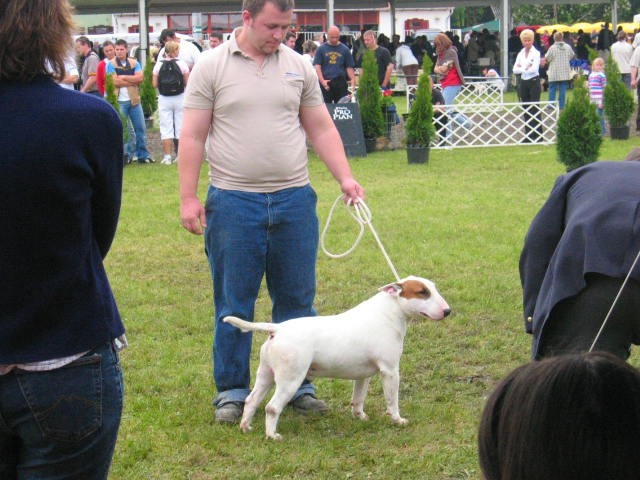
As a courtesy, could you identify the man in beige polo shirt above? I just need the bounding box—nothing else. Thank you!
[178,0,364,425]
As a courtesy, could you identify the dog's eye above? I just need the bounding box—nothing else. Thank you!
[419,288,431,298]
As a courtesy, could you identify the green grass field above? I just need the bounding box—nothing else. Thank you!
[106,137,639,479]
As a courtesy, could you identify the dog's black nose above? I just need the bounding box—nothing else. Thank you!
[443,308,451,317]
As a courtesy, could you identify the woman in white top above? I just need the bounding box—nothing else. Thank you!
[152,41,190,164]
[512,29,542,142]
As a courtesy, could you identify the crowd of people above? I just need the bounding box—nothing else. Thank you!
[68,21,640,161]
[511,24,640,135]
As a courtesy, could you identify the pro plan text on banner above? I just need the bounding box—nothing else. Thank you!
[326,103,367,157]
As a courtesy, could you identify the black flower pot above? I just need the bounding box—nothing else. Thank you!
[406,144,430,164]
[609,125,630,140]
[365,137,377,153]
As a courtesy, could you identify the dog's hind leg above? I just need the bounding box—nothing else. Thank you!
[380,366,407,425]
[351,377,371,420]
[240,362,274,434]
[264,371,308,440]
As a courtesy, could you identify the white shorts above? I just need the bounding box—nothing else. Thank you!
[158,93,185,140]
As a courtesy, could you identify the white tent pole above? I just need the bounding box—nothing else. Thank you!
[390,0,396,38]
[138,0,148,66]
[327,0,334,28]
[502,0,509,78]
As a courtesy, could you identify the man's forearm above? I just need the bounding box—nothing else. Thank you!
[81,76,96,92]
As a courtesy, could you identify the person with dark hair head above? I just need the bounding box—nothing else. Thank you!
[478,352,640,480]
[158,28,200,70]
[75,35,101,95]
[209,32,224,49]
[520,160,640,360]
[0,0,125,477]
[179,0,364,424]
[96,40,116,95]
[283,30,297,49]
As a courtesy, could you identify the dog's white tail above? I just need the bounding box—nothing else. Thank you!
[223,316,279,334]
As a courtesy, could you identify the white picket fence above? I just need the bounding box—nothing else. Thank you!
[405,79,558,149]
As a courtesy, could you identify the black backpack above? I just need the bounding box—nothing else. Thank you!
[157,59,184,96]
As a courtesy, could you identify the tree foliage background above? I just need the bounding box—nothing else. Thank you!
[452,1,637,28]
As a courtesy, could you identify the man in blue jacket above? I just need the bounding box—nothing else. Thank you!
[520,160,640,360]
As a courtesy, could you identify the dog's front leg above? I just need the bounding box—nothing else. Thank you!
[380,366,407,425]
[351,377,371,420]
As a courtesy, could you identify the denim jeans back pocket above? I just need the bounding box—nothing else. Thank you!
[16,353,102,442]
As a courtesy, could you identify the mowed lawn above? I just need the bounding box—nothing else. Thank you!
[106,137,639,479]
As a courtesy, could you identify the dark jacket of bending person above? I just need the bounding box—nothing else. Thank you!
[520,160,640,359]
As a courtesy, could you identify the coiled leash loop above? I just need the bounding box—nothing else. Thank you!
[320,195,401,282]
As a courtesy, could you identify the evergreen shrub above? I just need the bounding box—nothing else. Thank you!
[556,75,602,171]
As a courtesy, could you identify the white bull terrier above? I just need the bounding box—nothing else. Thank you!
[223,275,451,440]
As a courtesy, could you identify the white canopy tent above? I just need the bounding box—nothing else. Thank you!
[70,0,618,73]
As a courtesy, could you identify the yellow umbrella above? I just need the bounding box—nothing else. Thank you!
[537,24,571,34]
[551,24,572,33]
[616,22,640,34]
[589,22,605,32]
[570,22,595,33]
[536,25,554,34]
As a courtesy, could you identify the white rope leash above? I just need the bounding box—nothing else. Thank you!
[589,246,640,352]
[320,194,401,282]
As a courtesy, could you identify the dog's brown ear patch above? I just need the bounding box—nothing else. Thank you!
[400,279,431,300]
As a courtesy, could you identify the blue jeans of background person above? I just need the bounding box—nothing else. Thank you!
[442,85,473,141]
[548,80,568,109]
[118,100,150,160]
[124,118,137,159]
[0,342,123,479]
[205,185,318,407]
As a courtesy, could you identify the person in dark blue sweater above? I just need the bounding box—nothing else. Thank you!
[0,1,125,477]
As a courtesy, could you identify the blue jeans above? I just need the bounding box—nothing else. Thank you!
[124,119,136,159]
[118,100,150,160]
[548,80,568,109]
[0,342,123,479]
[205,185,318,406]
[442,85,473,140]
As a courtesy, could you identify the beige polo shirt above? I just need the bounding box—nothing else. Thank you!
[184,28,323,192]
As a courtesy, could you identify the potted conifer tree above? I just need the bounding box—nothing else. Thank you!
[603,55,634,140]
[556,75,602,171]
[140,57,157,128]
[405,59,435,164]
[357,49,385,152]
